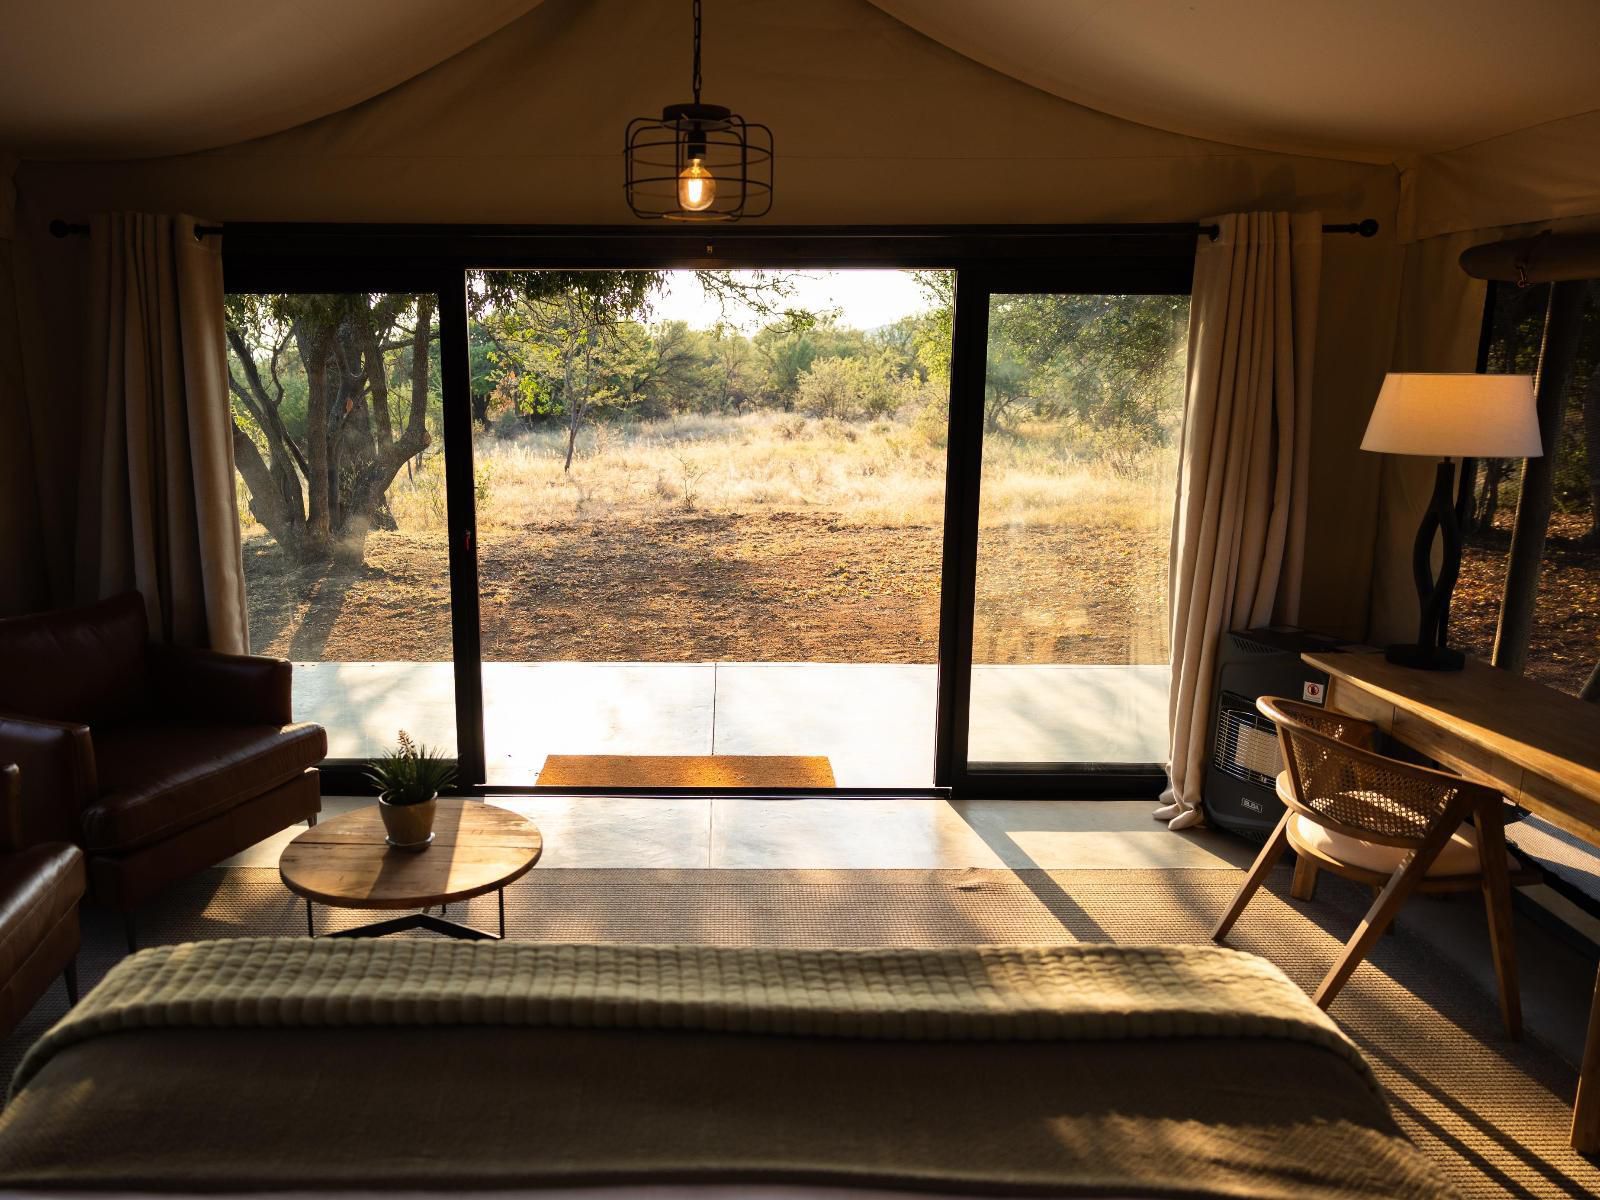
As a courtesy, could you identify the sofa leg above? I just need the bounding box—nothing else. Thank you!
[307,812,318,828]
[124,913,138,955]
[64,959,79,1007]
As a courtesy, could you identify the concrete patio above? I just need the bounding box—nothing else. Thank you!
[294,661,1170,787]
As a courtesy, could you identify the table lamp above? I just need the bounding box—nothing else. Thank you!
[1361,372,1540,670]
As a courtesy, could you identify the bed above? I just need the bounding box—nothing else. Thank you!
[0,938,1451,1198]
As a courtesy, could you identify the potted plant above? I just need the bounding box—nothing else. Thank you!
[366,731,456,851]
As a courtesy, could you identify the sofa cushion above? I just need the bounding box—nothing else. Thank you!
[0,843,85,983]
[81,722,327,854]
[0,593,149,725]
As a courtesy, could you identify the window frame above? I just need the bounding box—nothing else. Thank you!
[224,224,1196,799]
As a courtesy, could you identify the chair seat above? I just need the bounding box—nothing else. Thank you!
[82,722,327,854]
[0,843,85,980]
[1278,773,1516,878]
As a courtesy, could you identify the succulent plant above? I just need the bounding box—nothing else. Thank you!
[366,731,456,805]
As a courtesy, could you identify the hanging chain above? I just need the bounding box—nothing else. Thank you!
[691,0,703,103]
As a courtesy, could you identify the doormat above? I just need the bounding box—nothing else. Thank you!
[535,754,836,788]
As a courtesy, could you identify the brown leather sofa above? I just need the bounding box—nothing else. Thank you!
[0,593,325,945]
[0,764,85,1033]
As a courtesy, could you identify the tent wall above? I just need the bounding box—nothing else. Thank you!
[8,0,1406,634]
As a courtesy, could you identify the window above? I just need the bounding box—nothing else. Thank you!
[224,291,459,762]
[965,290,1189,769]
[1456,280,1600,695]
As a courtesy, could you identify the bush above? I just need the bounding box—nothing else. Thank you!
[796,355,897,420]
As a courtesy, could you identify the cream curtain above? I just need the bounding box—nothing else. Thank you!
[76,213,248,653]
[1157,212,1323,830]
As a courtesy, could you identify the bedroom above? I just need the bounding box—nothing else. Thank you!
[2,2,1599,1197]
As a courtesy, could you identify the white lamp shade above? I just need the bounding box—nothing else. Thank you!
[1361,372,1541,458]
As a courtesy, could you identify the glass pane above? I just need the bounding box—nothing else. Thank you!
[224,292,457,761]
[1456,281,1600,696]
[967,291,1189,767]
[467,268,951,786]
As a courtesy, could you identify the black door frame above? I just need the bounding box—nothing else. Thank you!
[224,224,1195,798]
[941,259,1194,798]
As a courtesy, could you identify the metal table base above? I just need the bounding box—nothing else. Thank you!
[305,889,506,940]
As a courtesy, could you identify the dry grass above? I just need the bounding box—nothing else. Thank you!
[243,412,1175,666]
[383,411,1171,538]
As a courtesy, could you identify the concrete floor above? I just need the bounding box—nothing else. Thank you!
[222,794,1597,1068]
[293,661,1171,786]
[223,796,1252,872]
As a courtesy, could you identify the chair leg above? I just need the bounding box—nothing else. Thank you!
[1290,855,1319,901]
[1475,805,1522,1039]
[1313,800,1467,1011]
[63,958,78,1007]
[1368,884,1396,934]
[123,912,138,955]
[1213,811,1291,943]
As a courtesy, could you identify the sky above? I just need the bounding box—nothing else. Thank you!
[648,269,932,333]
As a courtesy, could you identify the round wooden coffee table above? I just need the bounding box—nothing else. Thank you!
[280,799,542,940]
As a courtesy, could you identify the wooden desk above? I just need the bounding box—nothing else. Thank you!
[1304,651,1600,1153]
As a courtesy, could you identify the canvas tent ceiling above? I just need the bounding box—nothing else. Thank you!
[867,0,1600,163]
[0,0,544,159]
[2,0,1597,167]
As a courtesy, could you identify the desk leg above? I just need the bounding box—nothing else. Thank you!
[1573,962,1600,1154]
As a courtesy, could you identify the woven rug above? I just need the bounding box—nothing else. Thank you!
[536,754,836,788]
[2,864,1594,1200]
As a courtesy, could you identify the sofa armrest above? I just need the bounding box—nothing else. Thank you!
[147,644,294,726]
[0,764,21,853]
[0,716,98,844]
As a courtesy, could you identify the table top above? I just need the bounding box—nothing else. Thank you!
[279,800,543,910]
[1305,651,1600,809]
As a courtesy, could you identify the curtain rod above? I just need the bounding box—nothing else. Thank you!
[1198,219,1379,241]
[50,217,1379,244]
[49,219,224,240]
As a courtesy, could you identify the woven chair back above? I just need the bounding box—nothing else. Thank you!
[1257,696,1486,848]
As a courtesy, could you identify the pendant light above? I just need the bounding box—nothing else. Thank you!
[624,0,772,221]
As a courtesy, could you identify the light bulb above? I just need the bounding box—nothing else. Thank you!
[678,158,716,212]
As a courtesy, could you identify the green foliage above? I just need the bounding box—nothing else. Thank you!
[366,730,456,804]
[796,355,899,419]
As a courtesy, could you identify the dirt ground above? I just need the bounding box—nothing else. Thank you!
[1453,513,1600,695]
[244,508,1597,690]
[244,511,1170,667]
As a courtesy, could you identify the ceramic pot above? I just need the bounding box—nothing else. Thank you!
[378,792,437,851]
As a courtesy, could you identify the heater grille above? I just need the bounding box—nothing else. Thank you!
[1213,693,1283,789]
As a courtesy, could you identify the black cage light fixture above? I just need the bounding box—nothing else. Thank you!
[624,0,772,222]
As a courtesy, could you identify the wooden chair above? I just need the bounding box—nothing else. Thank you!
[1212,696,1535,1038]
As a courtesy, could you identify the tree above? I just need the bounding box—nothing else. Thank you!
[226,293,437,564]
[491,281,652,471]
[1579,281,1600,544]
[227,269,816,565]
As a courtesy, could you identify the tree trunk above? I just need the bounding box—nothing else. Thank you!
[334,296,437,562]
[297,325,336,559]
[231,422,305,555]
[1583,338,1600,544]
[562,333,581,473]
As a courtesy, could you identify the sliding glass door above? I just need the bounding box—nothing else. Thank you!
[224,288,460,769]
[465,268,950,788]
[221,236,1194,797]
[940,263,1192,794]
